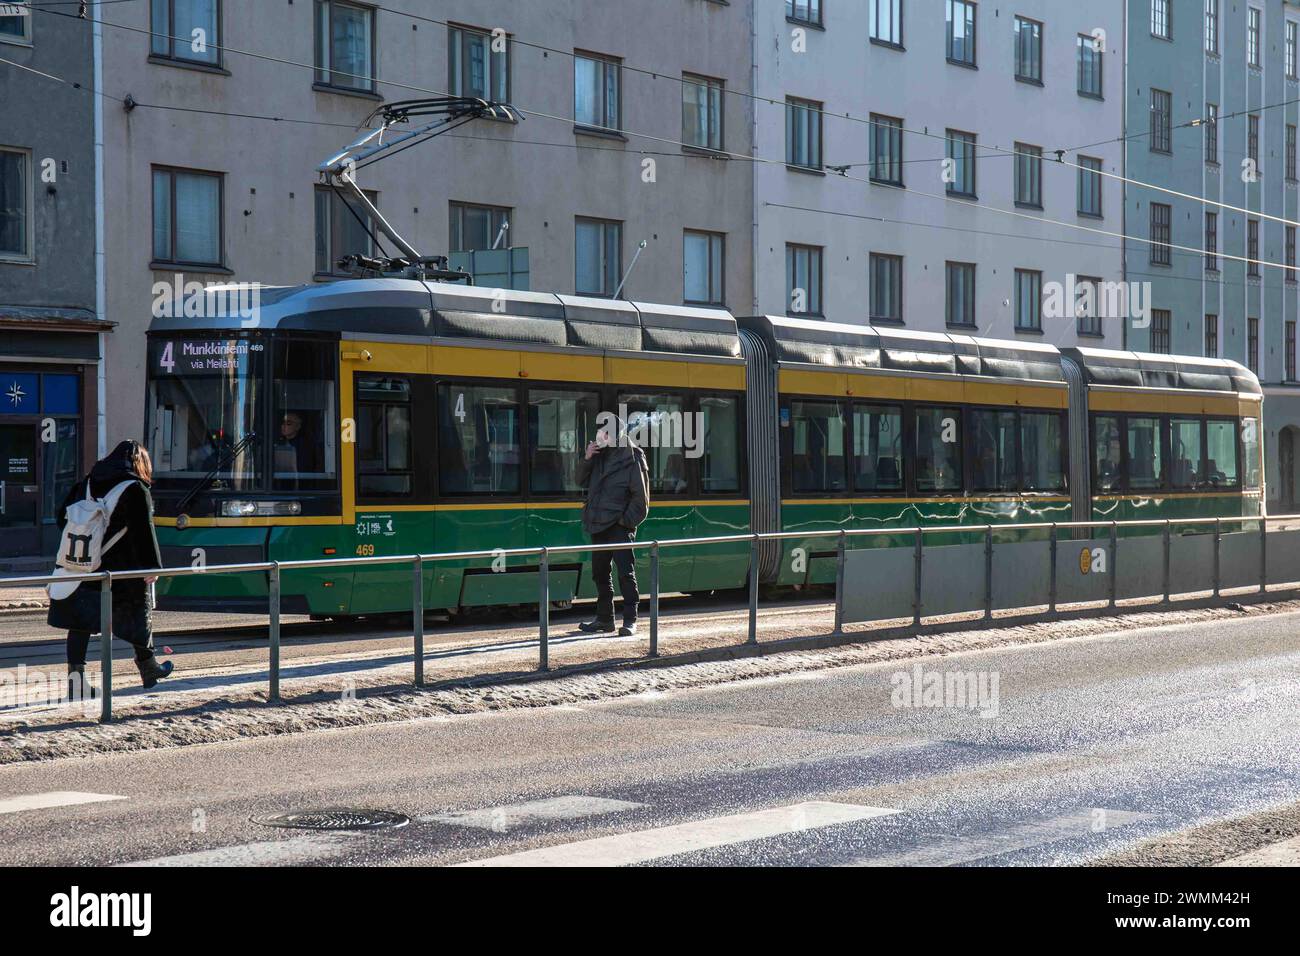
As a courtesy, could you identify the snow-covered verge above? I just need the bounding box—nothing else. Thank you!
[1091,799,1300,866]
[2,596,1296,765]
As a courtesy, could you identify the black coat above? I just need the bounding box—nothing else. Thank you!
[575,444,650,536]
[47,442,163,635]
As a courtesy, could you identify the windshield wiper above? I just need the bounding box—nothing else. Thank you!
[175,432,258,517]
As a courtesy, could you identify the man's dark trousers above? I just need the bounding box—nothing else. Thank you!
[591,526,638,624]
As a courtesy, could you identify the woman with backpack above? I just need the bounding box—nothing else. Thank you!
[48,440,173,698]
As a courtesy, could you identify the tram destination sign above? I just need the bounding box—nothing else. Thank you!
[153,338,265,375]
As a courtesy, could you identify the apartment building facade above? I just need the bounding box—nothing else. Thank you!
[0,4,108,564]
[1125,0,1300,511]
[755,0,1126,346]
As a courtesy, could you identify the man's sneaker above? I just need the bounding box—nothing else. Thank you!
[578,619,616,634]
[619,622,638,637]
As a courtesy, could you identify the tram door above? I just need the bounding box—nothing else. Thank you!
[0,423,41,558]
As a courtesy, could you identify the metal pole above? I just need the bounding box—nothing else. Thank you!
[412,556,424,687]
[747,534,759,645]
[1109,522,1118,609]
[649,542,660,658]
[1259,517,1268,594]
[912,527,923,629]
[833,529,846,635]
[99,573,112,723]
[1048,524,1059,614]
[538,548,549,671]
[268,562,281,703]
[1213,517,1222,598]
[983,526,994,622]
[1162,520,1172,604]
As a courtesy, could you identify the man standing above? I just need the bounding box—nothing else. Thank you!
[576,418,650,636]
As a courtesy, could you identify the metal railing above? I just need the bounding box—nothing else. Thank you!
[3,512,1291,723]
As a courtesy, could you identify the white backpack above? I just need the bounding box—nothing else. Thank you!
[54,479,136,575]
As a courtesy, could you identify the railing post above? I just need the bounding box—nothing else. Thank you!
[268,562,281,703]
[412,555,424,687]
[1213,518,1222,598]
[538,548,549,671]
[1162,520,1172,605]
[1048,524,1058,614]
[983,525,994,622]
[649,542,660,658]
[1109,522,1118,610]
[912,527,923,629]
[833,529,846,635]
[99,572,112,724]
[1259,517,1268,595]
[747,534,759,645]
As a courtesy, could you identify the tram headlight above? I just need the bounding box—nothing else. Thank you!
[220,500,303,517]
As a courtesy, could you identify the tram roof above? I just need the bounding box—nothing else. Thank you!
[1063,346,1262,396]
[148,278,741,359]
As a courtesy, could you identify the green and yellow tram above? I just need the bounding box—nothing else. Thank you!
[144,280,1263,616]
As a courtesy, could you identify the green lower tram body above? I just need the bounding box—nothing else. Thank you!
[155,494,1261,616]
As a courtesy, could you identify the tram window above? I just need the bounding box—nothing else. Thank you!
[273,340,338,491]
[1242,417,1262,489]
[527,389,601,495]
[915,406,962,493]
[356,376,412,498]
[971,408,1018,492]
[620,393,690,495]
[853,404,903,492]
[437,384,520,495]
[699,395,741,494]
[1170,418,1203,490]
[1205,420,1239,487]
[1094,415,1122,492]
[1020,411,1066,492]
[1126,416,1163,489]
[789,400,847,493]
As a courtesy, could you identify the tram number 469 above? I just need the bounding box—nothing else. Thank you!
[356,543,376,557]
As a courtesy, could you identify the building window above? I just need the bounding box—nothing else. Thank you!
[315,186,378,275]
[1150,202,1171,265]
[1151,0,1171,39]
[1248,219,1260,277]
[1248,8,1261,68]
[1151,309,1171,354]
[1289,321,1298,380]
[1014,16,1042,83]
[152,166,222,267]
[682,74,724,151]
[683,230,725,305]
[945,261,976,328]
[1150,89,1172,153]
[574,53,621,131]
[575,218,621,298]
[314,1,375,93]
[1248,113,1259,165]
[1205,314,1218,357]
[869,114,904,186]
[151,0,220,65]
[0,147,31,260]
[1288,226,1297,281]
[786,243,823,316]
[450,202,510,252]
[1288,125,1297,181]
[1,4,32,43]
[1014,143,1042,208]
[785,0,821,26]
[786,97,823,170]
[1205,211,1218,271]
[1077,156,1103,217]
[1205,103,1219,162]
[1077,34,1102,97]
[869,0,903,47]
[947,0,976,67]
[869,253,903,324]
[449,25,509,102]
[1289,21,1299,79]
[1076,276,1102,336]
[946,130,977,198]
[1014,269,1042,332]
[1248,317,1259,372]
[1205,0,1219,54]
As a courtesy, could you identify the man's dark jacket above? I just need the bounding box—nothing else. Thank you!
[576,444,650,535]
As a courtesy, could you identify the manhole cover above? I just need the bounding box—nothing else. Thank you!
[252,808,410,831]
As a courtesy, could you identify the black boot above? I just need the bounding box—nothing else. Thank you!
[67,666,96,701]
[577,618,615,634]
[136,656,174,689]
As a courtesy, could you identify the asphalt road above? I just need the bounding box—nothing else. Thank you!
[0,610,1297,866]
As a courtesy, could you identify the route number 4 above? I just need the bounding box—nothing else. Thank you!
[455,393,466,422]
[160,341,175,371]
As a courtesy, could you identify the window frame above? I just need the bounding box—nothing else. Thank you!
[1076,33,1103,98]
[1151,309,1171,354]
[869,0,904,49]
[1205,0,1219,55]
[785,96,824,170]
[683,229,726,306]
[785,0,822,27]
[1205,103,1219,163]
[1077,155,1103,217]
[150,0,223,67]
[353,373,422,504]
[573,51,623,133]
[945,260,977,329]
[1014,15,1043,84]
[1151,0,1171,40]
[313,0,377,94]
[946,0,977,68]
[1014,268,1043,332]
[1205,314,1219,358]
[1205,211,1219,272]
[574,216,623,298]
[869,252,904,325]
[869,113,905,187]
[682,73,725,153]
[785,242,824,317]
[151,164,224,269]
[1150,202,1172,266]
[315,184,379,277]
[1150,88,1172,153]
[0,145,33,262]
[1014,142,1043,209]
[0,4,33,45]
[448,23,511,103]
[946,128,977,198]
[449,200,512,254]
[1248,8,1262,68]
